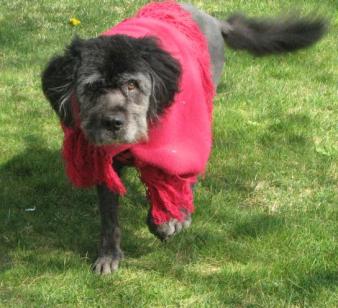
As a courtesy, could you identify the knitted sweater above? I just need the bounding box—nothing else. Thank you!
[62,1,215,224]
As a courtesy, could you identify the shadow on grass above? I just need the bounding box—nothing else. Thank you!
[0,138,335,305]
[0,135,289,273]
[0,140,155,273]
[229,213,285,239]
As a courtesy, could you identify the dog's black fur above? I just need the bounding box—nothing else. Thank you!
[222,13,327,56]
[42,36,181,128]
[41,4,327,274]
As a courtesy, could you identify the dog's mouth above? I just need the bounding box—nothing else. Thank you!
[81,126,148,146]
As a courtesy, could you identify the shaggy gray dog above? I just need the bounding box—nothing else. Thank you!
[42,3,326,274]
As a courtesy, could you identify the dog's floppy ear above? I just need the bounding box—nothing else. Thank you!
[137,37,182,119]
[41,37,83,126]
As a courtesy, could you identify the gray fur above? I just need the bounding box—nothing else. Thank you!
[78,72,152,144]
[181,3,226,86]
[147,210,192,241]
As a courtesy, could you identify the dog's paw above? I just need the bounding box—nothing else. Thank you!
[147,212,192,241]
[93,256,120,275]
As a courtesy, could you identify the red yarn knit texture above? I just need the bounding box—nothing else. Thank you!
[61,1,215,225]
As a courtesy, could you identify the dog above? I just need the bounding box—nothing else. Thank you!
[42,1,326,274]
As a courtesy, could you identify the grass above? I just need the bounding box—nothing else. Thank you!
[0,0,337,306]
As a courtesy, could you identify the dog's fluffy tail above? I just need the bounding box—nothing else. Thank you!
[220,13,327,56]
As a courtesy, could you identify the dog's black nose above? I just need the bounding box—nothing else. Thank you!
[102,114,125,131]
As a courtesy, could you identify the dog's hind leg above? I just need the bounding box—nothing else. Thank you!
[94,177,123,274]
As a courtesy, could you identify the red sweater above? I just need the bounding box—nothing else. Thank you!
[62,1,215,224]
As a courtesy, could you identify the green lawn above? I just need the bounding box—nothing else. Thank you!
[0,0,337,306]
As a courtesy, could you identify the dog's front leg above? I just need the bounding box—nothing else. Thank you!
[93,183,123,275]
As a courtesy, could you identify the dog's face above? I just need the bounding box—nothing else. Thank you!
[42,35,181,145]
[78,70,151,144]
[75,37,155,144]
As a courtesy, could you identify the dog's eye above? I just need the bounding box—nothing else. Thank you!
[127,80,137,91]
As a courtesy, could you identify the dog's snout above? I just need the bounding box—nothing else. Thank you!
[103,113,125,131]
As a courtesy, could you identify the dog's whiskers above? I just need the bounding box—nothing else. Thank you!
[49,81,72,92]
[58,88,72,116]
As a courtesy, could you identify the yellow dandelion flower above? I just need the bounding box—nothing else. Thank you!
[69,18,81,26]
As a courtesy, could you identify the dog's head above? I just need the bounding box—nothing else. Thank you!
[42,35,181,145]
